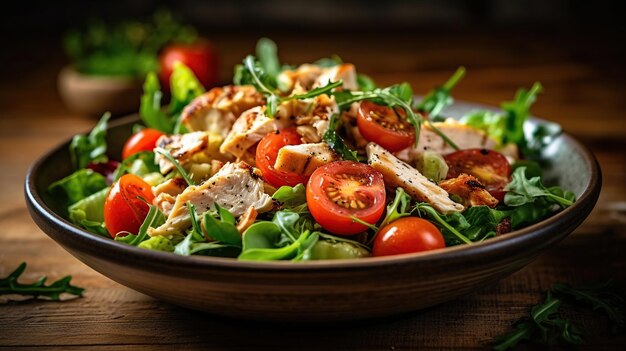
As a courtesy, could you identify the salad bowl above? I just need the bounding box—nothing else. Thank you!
[25,102,601,322]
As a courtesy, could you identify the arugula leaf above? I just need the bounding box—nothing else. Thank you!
[140,72,172,133]
[202,204,242,247]
[48,169,108,207]
[256,37,281,79]
[314,55,343,68]
[414,203,472,245]
[379,188,412,229]
[239,230,316,261]
[553,280,624,333]
[69,112,110,169]
[155,147,195,186]
[493,320,535,351]
[322,113,360,161]
[241,221,283,251]
[113,151,159,180]
[415,67,465,118]
[174,203,232,256]
[504,167,575,208]
[0,262,83,301]
[356,73,377,91]
[461,206,508,241]
[501,82,542,146]
[461,110,506,144]
[138,236,175,252]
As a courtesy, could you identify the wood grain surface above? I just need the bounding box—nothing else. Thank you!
[1,31,625,350]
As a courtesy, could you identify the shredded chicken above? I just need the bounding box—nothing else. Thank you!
[180,85,265,137]
[152,178,188,216]
[366,142,464,214]
[277,63,358,93]
[438,174,499,208]
[148,162,273,237]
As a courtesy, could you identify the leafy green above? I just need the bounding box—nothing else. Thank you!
[414,67,465,118]
[138,236,175,252]
[272,184,307,209]
[168,62,205,116]
[48,169,108,207]
[310,237,370,260]
[64,11,195,77]
[414,203,472,245]
[356,73,377,91]
[501,82,542,146]
[68,187,109,237]
[494,280,624,350]
[0,262,84,301]
[461,206,508,241]
[504,167,575,208]
[461,110,506,143]
[241,221,283,251]
[379,188,412,229]
[140,72,172,133]
[113,151,159,180]
[256,37,281,79]
[322,113,360,161]
[239,230,318,261]
[69,112,110,169]
[511,160,542,179]
[203,204,242,247]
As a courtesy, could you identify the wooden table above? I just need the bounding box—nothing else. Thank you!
[1,31,625,350]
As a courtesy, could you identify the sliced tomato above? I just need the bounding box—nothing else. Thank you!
[122,128,165,160]
[306,161,385,235]
[256,128,309,187]
[357,101,415,152]
[104,174,155,238]
[444,148,511,201]
[373,217,445,256]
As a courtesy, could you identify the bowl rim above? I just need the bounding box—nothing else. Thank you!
[24,110,602,274]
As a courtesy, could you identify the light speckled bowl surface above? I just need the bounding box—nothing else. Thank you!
[25,101,601,321]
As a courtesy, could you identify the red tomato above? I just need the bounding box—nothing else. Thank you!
[373,217,445,256]
[306,161,385,235]
[122,128,165,160]
[104,174,155,238]
[444,149,511,201]
[256,128,310,187]
[357,101,415,152]
[159,39,219,89]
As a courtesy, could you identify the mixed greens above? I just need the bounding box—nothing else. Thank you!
[49,38,574,261]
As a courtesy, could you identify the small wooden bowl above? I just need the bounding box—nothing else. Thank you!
[57,65,142,116]
[25,104,601,322]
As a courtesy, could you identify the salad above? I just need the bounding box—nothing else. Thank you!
[49,38,575,261]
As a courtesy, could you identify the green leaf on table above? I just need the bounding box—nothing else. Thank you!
[0,262,84,301]
[69,112,110,169]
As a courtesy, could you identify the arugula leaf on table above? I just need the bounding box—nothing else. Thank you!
[414,66,465,118]
[0,262,84,301]
[504,167,575,208]
[69,112,110,169]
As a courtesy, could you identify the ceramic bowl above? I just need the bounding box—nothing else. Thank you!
[57,65,142,116]
[25,103,601,321]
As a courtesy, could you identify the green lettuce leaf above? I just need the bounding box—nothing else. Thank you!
[69,113,110,169]
[49,169,108,207]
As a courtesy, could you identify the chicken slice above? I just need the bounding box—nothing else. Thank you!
[180,85,265,137]
[219,106,293,159]
[400,119,497,162]
[366,142,464,214]
[152,178,187,216]
[313,63,358,91]
[155,132,208,174]
[274,143,339,176]
[293,94,339,141]
[439,174,499,208]
[148,162,273,237]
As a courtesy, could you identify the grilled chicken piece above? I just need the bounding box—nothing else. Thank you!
[366,142,464,214]
[180,85,265,137]
[400,119,497,162]
[152,178,187,216]
[148,162,273,237]
[439,174,499,208]
[219,106,293,159]
[313,63,358,91]
[293,94,338,141]
[274,143,339,176]
[236,206,258,234]
[278,63,358,93]
[155,132,208,174]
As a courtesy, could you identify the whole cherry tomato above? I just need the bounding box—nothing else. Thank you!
[104,174,155,238]
[159,39,219,89]
[122,128,165,160]
[373,217,445,257]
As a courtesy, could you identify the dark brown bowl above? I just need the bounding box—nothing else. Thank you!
[24,102,601,321]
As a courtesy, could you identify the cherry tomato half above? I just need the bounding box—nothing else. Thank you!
[357,101,415,152]
[159,39,219,89]
[444,148,511,201]
[306,161,385,235]
[104,174,155,238]
[122,128,165,160]
[373,217,445,257]
[256,128,310,187]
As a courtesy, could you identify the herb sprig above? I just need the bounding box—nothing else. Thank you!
[0,263,84,301]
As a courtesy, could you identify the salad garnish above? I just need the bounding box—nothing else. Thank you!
[49,38,576,261]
